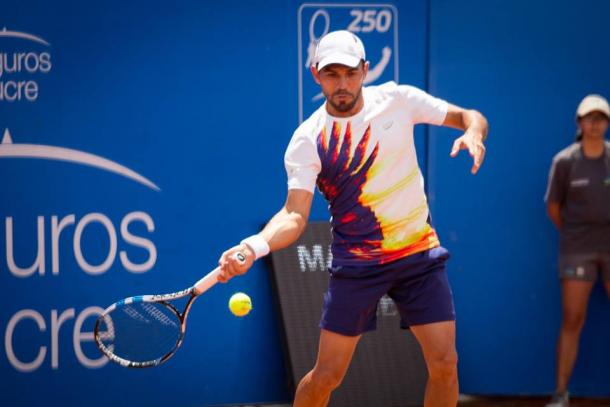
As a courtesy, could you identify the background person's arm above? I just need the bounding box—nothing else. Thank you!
[545,154,568,231]
[547,201,562,230]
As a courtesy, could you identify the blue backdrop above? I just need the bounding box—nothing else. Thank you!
[1,1,609,406]
[428,0,610,397]
[0,1,426,406]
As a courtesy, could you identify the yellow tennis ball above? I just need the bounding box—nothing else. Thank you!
[229,292,252,317]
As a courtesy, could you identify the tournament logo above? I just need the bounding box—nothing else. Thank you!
[298,3,399,122]
[2,127,160,372]
[0,127,160,279]
[0,27,52,102]
[0,128,159,191]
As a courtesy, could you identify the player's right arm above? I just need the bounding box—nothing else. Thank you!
[218,126,320,282]
[217,189,313,283]
[259,188,313,252]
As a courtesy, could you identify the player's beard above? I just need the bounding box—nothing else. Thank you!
[327,88,362,113]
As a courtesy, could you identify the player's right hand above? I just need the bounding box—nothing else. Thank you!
[217,244,255,283]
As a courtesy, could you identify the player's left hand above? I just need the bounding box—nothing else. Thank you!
[450,130,486,174]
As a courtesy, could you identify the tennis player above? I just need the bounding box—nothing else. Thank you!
[218,30,488,407]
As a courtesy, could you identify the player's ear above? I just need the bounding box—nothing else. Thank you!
[310,65,321,85]
[362,61,369,81]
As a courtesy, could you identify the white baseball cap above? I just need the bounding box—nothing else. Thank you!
[313,30,366,71]
[576,94,610,118]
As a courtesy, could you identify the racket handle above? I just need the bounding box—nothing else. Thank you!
[193,252,246,295]
[193,266,221,295]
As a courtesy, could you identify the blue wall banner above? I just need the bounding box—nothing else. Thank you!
[428,0,610,397]
[2,0,609,406]
[0,1,428,406]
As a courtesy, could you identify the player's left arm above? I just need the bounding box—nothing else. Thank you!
[442,104,489,174]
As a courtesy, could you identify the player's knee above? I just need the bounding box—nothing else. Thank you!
[427,350,458,382]
[310,366,345,391]
[562,311,586,332]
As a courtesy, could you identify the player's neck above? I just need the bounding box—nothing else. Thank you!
[580,135,606,158]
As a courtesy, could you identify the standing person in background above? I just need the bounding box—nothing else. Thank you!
[545,94,610,407]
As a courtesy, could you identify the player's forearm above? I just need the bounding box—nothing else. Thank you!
[259,207,308,252]
[462,109,488,140]
[444,106,488,140]
[238,189,312,261]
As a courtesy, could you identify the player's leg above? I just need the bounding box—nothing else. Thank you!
[554,279,594,393]
[410,321,458,407]
[295,261,391,406]
[294,329,361,407]
[388,247,457,406]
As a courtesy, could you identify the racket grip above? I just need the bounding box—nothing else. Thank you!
[193,267,221,295]
[193,253,246,295]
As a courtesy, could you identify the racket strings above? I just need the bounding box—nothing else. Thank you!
[97,301,183,363]
[140,302,180,328]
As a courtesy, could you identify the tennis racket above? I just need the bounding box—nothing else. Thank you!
[94,253,246,368]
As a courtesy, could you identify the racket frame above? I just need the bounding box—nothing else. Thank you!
[94,287,198,368]
[94,254,242,368]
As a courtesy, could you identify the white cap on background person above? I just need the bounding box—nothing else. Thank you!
[313,30,366,70]
[576,94,610,118]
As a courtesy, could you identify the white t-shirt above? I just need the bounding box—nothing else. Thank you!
[285,81,448,266]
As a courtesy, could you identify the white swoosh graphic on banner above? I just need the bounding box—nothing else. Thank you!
[312,46,392,102]
[364,47,392,85]
[0,28,50,46]
[0,130,160,191]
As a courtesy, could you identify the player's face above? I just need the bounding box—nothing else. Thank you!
[311,61,369,116]
[578,111,609,140]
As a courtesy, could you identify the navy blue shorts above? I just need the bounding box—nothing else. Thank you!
[320,247,455,336]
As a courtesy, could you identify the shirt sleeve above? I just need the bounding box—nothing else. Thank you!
[544,155,568,204]
[284,132,321,193]
[397,85,448,125]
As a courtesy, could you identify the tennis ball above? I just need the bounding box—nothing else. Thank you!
[229,292,252,317]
